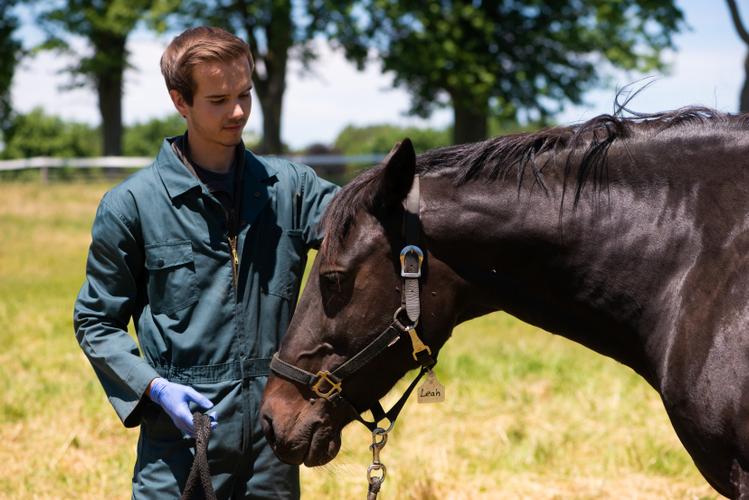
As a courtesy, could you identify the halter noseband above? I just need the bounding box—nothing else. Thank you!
[270,174,436,431]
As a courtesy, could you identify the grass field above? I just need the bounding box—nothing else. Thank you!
[0,181,718,499]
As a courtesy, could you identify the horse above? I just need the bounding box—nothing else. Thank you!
[260,107,749,498]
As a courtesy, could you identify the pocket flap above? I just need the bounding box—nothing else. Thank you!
[145,241,194,270]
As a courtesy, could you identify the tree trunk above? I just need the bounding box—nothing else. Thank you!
[741,52,749,113]
[97,70,123,156]
[93,33,126,158]
[242,0,292,154]
[726,0,749,113]
[257,90,283,153]
[452,100,488,145]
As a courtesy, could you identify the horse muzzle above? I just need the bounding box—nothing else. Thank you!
[260,381,343,466]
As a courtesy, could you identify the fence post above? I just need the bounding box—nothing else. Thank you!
[40,166,48,184]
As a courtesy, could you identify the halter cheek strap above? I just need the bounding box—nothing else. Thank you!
[270,174,436,431]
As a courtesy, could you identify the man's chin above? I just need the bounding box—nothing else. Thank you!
[218,134,244,147]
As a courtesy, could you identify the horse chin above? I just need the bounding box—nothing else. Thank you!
[303,425,342,466]
[271,419,342,467]
[261,395,344,466]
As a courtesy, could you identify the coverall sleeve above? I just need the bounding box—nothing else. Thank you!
[297,167,340,249]
[73,192,160,427]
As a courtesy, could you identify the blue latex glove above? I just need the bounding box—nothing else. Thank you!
[148,377,215,436]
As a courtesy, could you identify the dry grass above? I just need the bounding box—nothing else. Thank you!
[0,181,717,499]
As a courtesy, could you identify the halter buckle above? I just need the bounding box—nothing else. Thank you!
[400,245,424,278]
[311,371,342,400]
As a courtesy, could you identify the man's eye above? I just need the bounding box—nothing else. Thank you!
[210,99,225,104]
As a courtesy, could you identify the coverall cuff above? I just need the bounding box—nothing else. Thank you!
[120,362,162,428]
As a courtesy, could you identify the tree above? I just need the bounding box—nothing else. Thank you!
[123,114,185,156]
[0,0,22,139]
[726,0,749,113]
[36,0,158,156]
[162,0,359,154]
[2,107,100,159]
[339,1,684,145]
[334,123,450,155]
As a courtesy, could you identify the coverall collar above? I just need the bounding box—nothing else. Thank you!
[155,136,278,201]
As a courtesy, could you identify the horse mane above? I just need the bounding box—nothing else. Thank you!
[320,106,747,261]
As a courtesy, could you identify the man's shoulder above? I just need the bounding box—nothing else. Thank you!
[99,162,161,216]
[245,150,317,183]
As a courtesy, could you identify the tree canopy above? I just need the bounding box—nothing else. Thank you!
[36,0,159,156]
[339,0,684,144]
[160,0,359,154]
[1,108,100,159]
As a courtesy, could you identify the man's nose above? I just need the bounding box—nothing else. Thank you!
[230,102,245,120]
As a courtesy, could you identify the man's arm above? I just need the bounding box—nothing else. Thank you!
[73,192,160,427]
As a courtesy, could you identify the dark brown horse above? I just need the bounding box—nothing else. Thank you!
[261,108,749,498]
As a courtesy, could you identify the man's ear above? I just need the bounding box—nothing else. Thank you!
[169,89,190,118]
[377,138,416,208]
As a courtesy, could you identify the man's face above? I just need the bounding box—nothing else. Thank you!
[172,57,252,149]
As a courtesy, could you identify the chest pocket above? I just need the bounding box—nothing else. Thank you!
[267,229,306,300]
[144,241,199,314]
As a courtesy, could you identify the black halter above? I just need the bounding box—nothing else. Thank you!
[270,175,436,431]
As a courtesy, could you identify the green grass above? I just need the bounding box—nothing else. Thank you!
[0,182,717,499]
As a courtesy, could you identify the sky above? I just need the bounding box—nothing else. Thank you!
[11,1,746,150]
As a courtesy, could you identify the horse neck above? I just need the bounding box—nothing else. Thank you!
[418,135,744,386]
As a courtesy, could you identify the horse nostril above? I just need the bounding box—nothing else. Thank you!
[262,413,276,447]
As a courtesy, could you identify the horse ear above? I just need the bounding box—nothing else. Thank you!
[378,138,416,207]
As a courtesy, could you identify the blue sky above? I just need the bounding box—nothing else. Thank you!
[11,1,745,149]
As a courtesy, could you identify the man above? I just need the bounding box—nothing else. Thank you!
[74,26,338,498]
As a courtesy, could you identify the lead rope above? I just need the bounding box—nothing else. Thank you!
[181,413,218,500]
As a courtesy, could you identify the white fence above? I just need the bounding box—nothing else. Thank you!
[0,154,384,170]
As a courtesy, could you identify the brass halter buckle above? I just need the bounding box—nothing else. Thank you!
[311,371,342,400]
[400,245,424,278]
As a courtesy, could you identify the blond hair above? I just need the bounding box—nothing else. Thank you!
[160,26,254,105]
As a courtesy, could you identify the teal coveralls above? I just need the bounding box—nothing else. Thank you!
[73,137,339,498]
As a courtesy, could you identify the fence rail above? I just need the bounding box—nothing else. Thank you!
[0,154,385,172]
[0,154,385,183]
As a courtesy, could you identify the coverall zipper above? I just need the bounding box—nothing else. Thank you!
[228,233,239,290]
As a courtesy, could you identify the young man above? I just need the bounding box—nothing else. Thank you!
[74,26,339,498]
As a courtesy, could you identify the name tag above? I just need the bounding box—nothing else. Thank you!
[417,370,445,403]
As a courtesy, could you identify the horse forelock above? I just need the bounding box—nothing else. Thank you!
[319,106,744,260]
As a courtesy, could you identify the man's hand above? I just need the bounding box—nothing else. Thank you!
[147,377,215,436]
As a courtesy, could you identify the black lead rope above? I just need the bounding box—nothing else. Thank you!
[181,413,218,500]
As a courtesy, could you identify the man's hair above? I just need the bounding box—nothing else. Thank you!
[161,26,254,105]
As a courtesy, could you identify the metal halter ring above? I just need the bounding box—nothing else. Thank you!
[311,371,342,400]
[392,306,418,332]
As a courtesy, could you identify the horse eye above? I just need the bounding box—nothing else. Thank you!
[320,271,346,288]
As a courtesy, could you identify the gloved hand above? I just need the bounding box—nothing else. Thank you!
[148,377,216,437]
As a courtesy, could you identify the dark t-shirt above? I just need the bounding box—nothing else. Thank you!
[192,162,235,211]
[172,133,240,217]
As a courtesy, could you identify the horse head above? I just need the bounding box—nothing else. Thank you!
[259,139,473,466]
